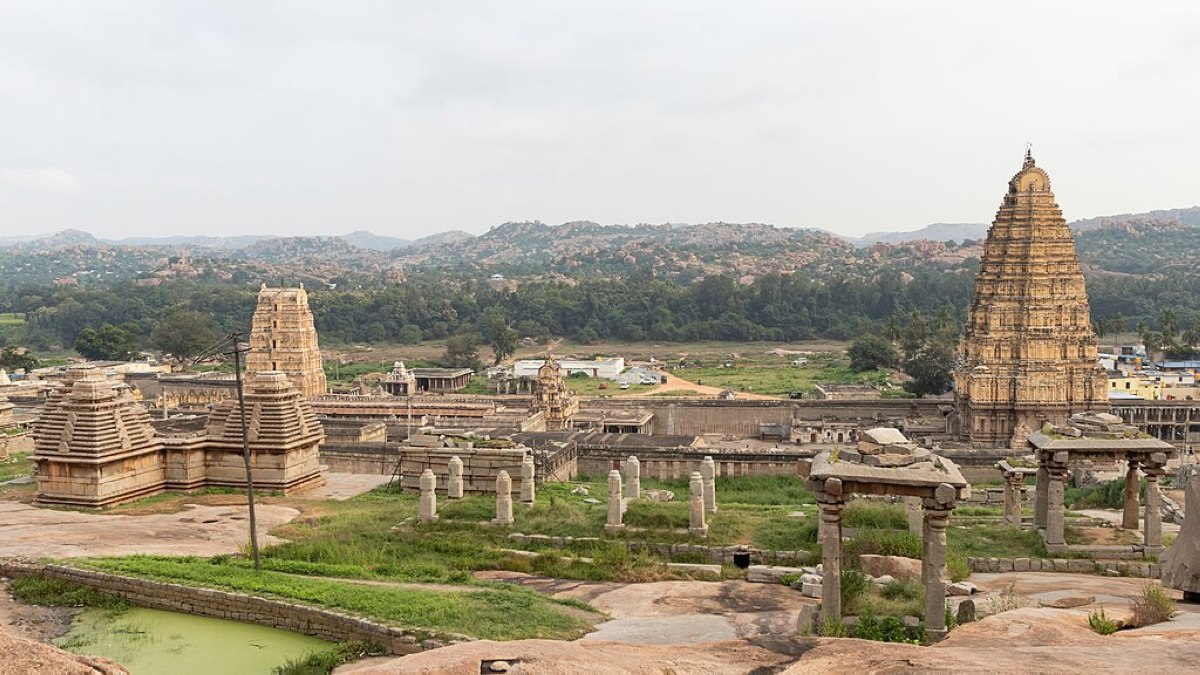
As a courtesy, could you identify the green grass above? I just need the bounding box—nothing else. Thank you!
[9,575,130,611]
[272,641,385,675]
[0,313,25,326]
[77,556,595,640]
[0,452,32,482]
[671,360,894,397]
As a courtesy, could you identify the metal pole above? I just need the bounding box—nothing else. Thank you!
[231,332,262,571]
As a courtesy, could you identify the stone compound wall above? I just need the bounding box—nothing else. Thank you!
[0,561,467,654]
[965,556,1160,578]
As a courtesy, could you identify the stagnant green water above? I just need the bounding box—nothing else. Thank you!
[56,607,335,674]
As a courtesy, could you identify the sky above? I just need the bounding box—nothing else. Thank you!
[1,1,1197,240]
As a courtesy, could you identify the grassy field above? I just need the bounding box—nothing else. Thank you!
[0,452,32,482]
[12,475,1065,641]
[0,312,24,326]
[671,359,895,397]
[76,556,596,641]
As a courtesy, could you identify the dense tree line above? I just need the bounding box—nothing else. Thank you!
[5,264,1200,359]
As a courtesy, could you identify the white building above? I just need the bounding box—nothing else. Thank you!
[512,357,626,380]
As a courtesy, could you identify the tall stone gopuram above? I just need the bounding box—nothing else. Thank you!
[247,285,327,398]
[955,151,1108,446]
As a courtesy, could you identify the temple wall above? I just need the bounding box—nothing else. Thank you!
[398,446,530,495]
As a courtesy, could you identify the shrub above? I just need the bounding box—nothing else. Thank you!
[853,614,916,643]
[841,569,869,606]
[845,530,923,561]
[947,555,971,583]
[1089,608,1118,635]
[1130,583,1175,627]
[987,584,1029,615]
[881,578,922,601]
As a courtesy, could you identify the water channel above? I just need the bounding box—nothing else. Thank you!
[56,606,335,674]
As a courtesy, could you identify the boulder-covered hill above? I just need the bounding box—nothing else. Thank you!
[393,220,857,273]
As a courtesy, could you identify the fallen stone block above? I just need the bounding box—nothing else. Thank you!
[802,583,822,598]
[666,562,722,577]
[947,581,977,596]
[746,565,806,584]
[859,554,922,580]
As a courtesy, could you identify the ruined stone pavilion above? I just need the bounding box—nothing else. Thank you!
[955,151,1108,446]
[247,285,327,398]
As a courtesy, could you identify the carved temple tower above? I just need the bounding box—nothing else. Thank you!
[532,356,578,431]
[955,151,1108,446]
[247,285,327,398]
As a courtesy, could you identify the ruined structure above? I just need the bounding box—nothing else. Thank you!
[955,151,1108,446]
[530,356,578,431]
[32,367,325,507]
[1027,412,1174,553]
[247,285,327,398]
[808,430,968,641]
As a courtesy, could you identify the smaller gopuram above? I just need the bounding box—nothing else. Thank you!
[381,361,417,396]
[32,367,166,507]
[247,285,327,398]
[204,371,326,493]
[531,356,578,431]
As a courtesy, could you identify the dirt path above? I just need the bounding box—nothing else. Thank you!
[626,372,781,401]
[0,501,300,558]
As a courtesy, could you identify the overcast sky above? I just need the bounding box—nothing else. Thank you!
[1,1,1197,240]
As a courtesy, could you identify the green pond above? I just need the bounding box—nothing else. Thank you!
[56,606,335,674]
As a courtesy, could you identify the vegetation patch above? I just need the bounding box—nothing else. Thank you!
[1130,582,1175,627]
[9,575,130,611]
[272,641,386,675]
[76,556,596,640]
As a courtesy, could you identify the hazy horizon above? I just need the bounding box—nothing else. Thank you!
[2,1,1197,240]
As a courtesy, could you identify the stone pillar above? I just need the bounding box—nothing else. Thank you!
[701,456,717,514]
[605,469,624,533]
[418,469,438,524]
[624,456,640,500]
[1003,473,1023,527]
[1045,463,1067,547]
[447,456,464,499]
[520,455,536,505]
[923,502,952,641]
[493,470,514,526]
[1034,464,1049,530]
[1123,459,1141,530]
[1145,469,1163,549]
[689,471,708,537]
[904,496,922,535]
[818,493,845,626]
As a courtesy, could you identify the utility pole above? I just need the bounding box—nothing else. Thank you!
[230,331,262,571]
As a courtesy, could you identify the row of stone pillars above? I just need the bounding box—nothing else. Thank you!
[1031,451,1166,550]
[816,478,958,641]
[417,455,537,525]
[605,455,717,536]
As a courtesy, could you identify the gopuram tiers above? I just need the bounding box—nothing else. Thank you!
[531,356,578,431]
[247,285,327,398]
[205,371,326,493]
[955,151,1108,446]
[32,367,165,507]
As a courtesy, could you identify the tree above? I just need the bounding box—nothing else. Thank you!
[903,340,955,396]
[150,310,218,366]
[398,324,422,345]
[443,333,482,370]
[486,320,517,365]
[848,335,898,372]
[74,323,139,361]
[0,346,38,372]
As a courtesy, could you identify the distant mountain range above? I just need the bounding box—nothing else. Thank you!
[1,206,1197,287]
[6,206,1195,254]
